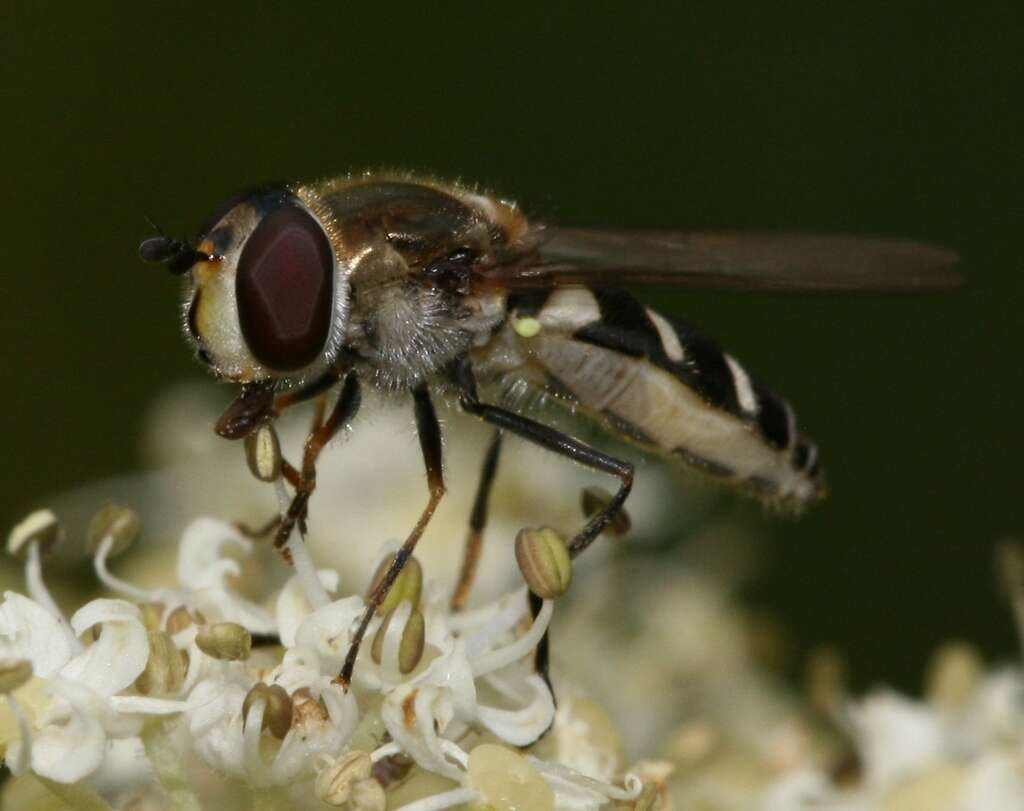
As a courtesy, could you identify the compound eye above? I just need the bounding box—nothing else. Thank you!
[236,206,334,371]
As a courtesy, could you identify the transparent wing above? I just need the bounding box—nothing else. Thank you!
[480,227,961,292]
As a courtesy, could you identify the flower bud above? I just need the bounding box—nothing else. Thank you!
[7,509,63,560]
[581,486,631,537]
[468,743,554,811]
[515,527,572,599]
[368,554,422,616]
[195,622,251,661]
[243,682,293,739]
[0,659,33,694]
[135,630,185,697]
[314,750,372,806]
[87,503,141,558]
[371,604,426,674]
[244,422,282,482]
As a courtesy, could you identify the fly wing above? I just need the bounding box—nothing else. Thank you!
[482,227,960,292]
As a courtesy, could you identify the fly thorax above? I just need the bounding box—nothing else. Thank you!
[348,250,472,389]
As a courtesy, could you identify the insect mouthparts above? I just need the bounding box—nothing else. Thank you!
[138,236,215,275]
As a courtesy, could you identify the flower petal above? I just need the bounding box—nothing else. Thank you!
[176,518,250,589]
[28,680,108,783]
[61,599,148,695]
[293,597,365,672]
[382,684,462,782]
[477,674,555,747]
[276,570,340,648]
[0,592,75,677]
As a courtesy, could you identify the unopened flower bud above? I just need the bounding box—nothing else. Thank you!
[87,503,141,558]
[0,659,33,693]
[315,750,372,806]
[244,422,282,482]
[581,486,631,537]
[515,527,572,599]
[468,743,554,811]
[371,604,425,674]
[135,630,185,697]
[368,554,422,615]
[7,509,63,560]
[195,622,251,661]
[243,682,293,739]
[350,777,386,811]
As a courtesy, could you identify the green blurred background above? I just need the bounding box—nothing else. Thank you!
[1,2,1021,691]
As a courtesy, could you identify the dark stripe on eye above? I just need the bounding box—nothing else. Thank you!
[753,382,791,450]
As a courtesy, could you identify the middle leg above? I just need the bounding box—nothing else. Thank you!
[450,429,504,611]
[337,384,447,687]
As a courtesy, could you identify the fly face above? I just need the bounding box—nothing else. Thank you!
[144,185,346,385]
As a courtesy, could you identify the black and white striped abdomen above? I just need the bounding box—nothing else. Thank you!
[477,288,824,507]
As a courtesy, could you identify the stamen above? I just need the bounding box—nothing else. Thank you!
[25,541,79,651]
[93,535,156,603]
[242,695,267,786]
[470,599,553,677]
[370,742,402,763]
[392,787,480,811]
[275,479,330,609]
[527,757,644,802]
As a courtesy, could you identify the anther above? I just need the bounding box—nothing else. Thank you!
[243,682,293,739]
[515,527,573,599]
[7,509,63,560]
[195,622,252,661]
[367,554,423,616]
[87,503,141,558]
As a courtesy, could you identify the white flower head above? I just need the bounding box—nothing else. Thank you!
[0,511,646,810]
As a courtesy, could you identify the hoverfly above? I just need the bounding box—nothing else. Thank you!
[140,172,958,685]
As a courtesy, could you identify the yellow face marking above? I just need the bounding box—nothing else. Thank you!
[513,316,542,338]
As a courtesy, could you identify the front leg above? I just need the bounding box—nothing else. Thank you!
[272,372,362,557]
[337,384,446,687]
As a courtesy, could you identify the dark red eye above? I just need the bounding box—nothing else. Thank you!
[236,206,334,371]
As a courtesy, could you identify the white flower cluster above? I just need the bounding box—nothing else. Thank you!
[0,512,651,810]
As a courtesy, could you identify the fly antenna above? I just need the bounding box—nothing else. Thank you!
[139,214,212,275]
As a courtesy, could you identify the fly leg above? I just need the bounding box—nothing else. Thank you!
[337,384,446,687]
[272,372,361,560]
[450,429,503,611]
[452,359,634,695]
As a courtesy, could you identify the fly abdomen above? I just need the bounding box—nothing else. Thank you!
[481,288,825,507]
